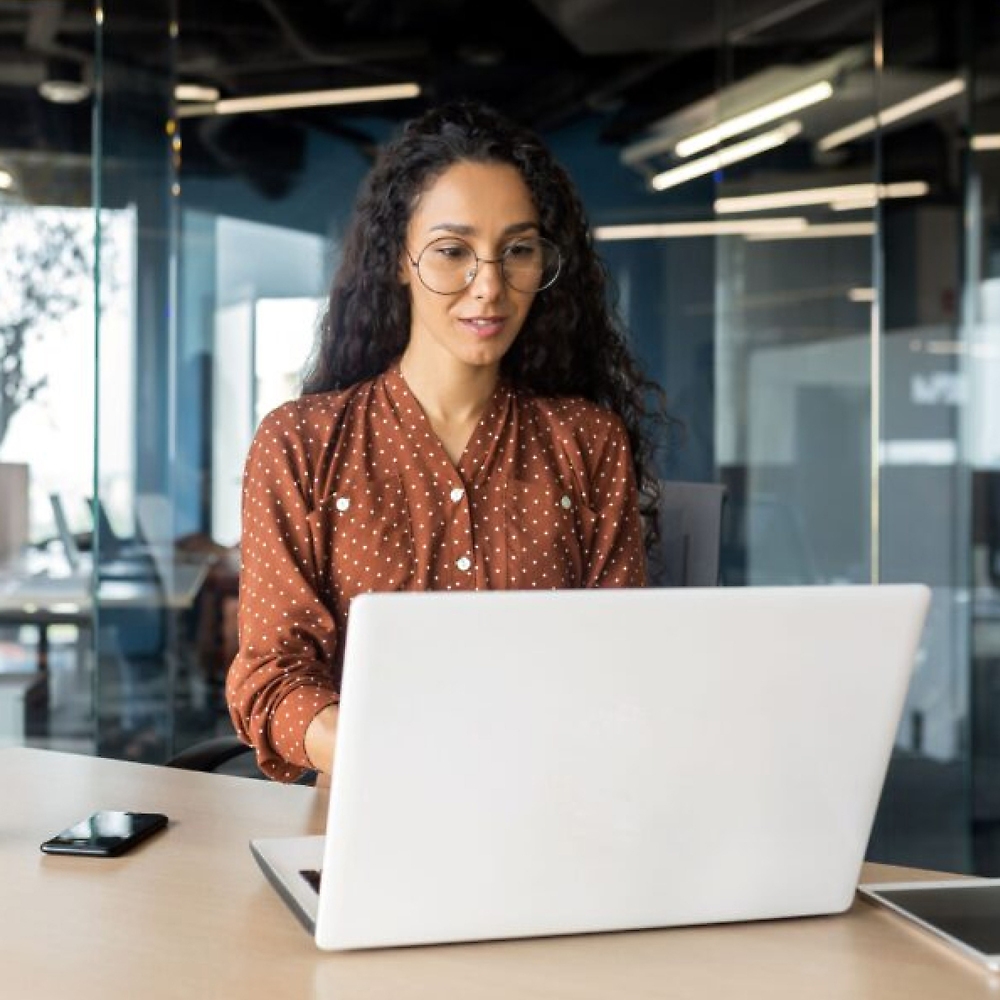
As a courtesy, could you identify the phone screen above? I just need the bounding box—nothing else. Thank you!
[40,810,168,857]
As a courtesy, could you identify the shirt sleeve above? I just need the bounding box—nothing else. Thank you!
[225,404,340,782]
[583,413,648,588]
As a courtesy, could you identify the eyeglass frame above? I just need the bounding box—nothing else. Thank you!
[404,234,563,296]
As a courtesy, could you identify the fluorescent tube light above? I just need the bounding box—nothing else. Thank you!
[715,180,929,213]
[650,122,802,192]
[920,340,1000,358]
[972,134,1000,151]
[831,198,878,211]
[175,83,221,103]
[746,222,876,240]
[817,78,966,152]
[880,440,957,465]
[594,218,809,240]
[177,82,420,118]
[848,287,876,302]
[674,81,833,158]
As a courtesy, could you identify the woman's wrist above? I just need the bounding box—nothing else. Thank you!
[304,703,340,774]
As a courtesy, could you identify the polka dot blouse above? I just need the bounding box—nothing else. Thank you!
[226,361,647,781]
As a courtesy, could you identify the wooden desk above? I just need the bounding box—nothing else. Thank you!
[3,747,997,999]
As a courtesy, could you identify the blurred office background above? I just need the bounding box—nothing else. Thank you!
[0,0,998,873]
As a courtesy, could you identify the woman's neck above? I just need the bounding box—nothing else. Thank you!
[398,349,498,427]
[398,349,500,466]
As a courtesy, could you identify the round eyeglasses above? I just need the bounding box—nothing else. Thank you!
[406,236,562,296]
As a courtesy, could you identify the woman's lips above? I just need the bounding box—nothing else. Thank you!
[459,316,507,338]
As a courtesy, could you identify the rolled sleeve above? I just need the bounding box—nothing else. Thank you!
[225,404,340,782]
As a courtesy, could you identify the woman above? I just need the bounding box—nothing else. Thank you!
[227,101,665,782]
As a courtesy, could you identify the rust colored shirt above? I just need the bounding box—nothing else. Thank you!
[226,363,646,781]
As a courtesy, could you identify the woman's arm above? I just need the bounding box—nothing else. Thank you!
[583,413,648,588]
[225,403,340,782]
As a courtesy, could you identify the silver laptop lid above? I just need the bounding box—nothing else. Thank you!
[314,584,930,950]
[49,493,82,572]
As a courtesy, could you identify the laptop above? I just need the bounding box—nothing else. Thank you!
[49,493,84,573]
[250,583,931,951]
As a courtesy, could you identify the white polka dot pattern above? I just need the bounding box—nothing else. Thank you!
[226,361,646,781]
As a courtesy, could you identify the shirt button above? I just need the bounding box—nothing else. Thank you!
[335,497,350,512]
[560,495,572,509]
[456,556,472,572]
[450,487,465,503]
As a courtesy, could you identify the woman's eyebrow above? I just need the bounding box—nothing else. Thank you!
[427,221,540,236]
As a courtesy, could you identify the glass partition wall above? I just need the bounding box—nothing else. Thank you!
[93,0,379,762]
[709,0,978,872]
[0,0,995,874]
[966,0,1000,874]
[0,0,100,756]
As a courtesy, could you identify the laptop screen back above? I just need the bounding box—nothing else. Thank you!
[306,584,929,950]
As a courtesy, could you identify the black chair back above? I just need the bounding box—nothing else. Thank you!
[648,480,727,587]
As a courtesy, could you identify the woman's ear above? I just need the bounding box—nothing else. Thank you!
[398,252,410,286]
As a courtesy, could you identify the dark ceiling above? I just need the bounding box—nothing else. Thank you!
[0,0,996,202]
[0,0,885,139]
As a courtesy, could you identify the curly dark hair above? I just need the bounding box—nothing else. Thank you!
[302,100,667,545]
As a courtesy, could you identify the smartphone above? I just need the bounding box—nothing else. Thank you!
[40,810,168,857]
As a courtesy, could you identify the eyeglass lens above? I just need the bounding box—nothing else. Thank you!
[415,237,561,294]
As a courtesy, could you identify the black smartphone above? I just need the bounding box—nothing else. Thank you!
[40,810,168,857]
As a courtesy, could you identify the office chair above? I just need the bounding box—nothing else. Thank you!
[647,480,728,587]
[166,734,317,783]
[167,734,257,772]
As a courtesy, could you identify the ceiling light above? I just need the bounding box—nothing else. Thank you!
[817,78,966,152]
[674,81,833,158]
[38,78,91,104]
[594,218,809,240]
[972,134,1000,151]
[830,198,877,211]
[620,49,867,169]
[38,58,91,104]
[0,169,13,190]
[745,222,876,240]
[649,122,802,193]
[848,287,876,302]
[176,82,420,118]
[715,181,929,213]
[175,83,221,103]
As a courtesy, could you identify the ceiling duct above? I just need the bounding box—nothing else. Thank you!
[528,0,875,54]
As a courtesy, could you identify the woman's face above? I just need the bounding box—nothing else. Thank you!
[400,160,542,376]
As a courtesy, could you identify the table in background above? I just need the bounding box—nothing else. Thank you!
[0,556,216,745]
[2,746,997,1000]
[0,554,213,666]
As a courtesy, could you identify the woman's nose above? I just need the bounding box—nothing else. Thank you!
[469,256,505,299]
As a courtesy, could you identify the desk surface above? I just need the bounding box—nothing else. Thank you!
[2,746,996,1000]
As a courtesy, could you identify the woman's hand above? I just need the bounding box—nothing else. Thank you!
[304,703,340,775]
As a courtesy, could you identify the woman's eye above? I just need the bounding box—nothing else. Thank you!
[434,244,474,261]
[505,241,538,259]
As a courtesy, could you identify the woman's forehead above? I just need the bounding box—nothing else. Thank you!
[409,161,538,234]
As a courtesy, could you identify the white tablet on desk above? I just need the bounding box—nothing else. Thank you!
[860,879,1000,971]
